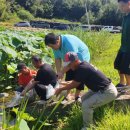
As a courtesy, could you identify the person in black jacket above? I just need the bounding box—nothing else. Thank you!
[55,52,118,130]
[21,55,58,101]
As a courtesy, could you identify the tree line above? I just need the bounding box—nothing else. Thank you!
[0,0,124,26]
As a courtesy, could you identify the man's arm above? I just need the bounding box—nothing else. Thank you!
[21,79,39,96]
[55,58,62,73]
[55,80,80,96]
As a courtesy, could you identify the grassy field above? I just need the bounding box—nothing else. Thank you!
[50,30,130,130]
[1,28,130,130]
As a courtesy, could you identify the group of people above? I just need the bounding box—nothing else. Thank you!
[15,0,130,129]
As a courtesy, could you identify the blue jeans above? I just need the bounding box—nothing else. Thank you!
[15,87,24,92]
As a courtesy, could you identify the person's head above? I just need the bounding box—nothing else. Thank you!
[118,0,130,13]
[64,52,80,70]
[44,33,61,50]
[17,62,29,74]
[32,55,43,69]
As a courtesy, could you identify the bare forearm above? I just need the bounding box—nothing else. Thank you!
[60,81,72,85]
[55,81,80,96]
[55,59,62,73]
[21,80,38,95]
[60,81,76,91]
[61,65,70,74]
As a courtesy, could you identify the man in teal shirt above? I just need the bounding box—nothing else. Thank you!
[114,0,130,88]
[45,33,90,101]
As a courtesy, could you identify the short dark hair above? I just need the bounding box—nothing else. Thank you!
[118,0,130,3]
[32,55,42,62]
[17,62,26,71]
[44,33,57,45]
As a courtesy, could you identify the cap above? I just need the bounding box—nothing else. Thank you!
[17,63,26,71]
[63,52,78,67]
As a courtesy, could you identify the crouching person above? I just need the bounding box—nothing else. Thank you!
[21,55,58,103]
[55,52,118,130]
[16,62,37,92]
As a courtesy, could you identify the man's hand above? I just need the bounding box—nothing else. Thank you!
[55,88,62,96]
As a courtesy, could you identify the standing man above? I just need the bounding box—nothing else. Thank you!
[114,0,130,88]
[55,52,117,130]
[44,33,90,101]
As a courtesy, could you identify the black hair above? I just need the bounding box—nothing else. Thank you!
[118,0,130,3]
[44,33,57,45]
[32,55,42,62]
[17,62,26,70]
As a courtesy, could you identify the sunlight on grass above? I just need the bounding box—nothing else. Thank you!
[95,107,130,130]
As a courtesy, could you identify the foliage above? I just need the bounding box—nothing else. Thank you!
[0,28,130,130]
[17,9,34,21]
[95,106,130,130]
[0,0,125,26]
[0,0,6,18]
[0,30,53,92]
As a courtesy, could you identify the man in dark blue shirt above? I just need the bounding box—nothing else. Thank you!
[55,52,117,130]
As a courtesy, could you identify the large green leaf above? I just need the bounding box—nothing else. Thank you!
[11,108,35,121]
[12,37,23,47]
[19,119,30,130]
[1,46,17,58]
[7,63,17,74]
[43,55,54,65]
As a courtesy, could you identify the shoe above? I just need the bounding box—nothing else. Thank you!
[116,83,126,88]
[75,96,81,103]
[61,97,75,105]
[61,97,69,104]
[116,83,126,92]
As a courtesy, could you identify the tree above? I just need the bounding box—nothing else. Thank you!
[100,3,123,25]
[0,0,6,18]
[17,9,34,20]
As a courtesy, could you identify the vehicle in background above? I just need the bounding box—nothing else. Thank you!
[75,25,103,31]
[91,25,103,31]
[53,24,70,30]
[30,21,50,28]
[49,22,61,28]
[78,25,91,31]
[102,26,121,33]
[14,22,31,27]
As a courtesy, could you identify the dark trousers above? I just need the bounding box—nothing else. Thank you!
[34,84,47,100]
[16,87,24,92]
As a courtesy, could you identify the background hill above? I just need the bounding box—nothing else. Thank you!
[0,0,123,26]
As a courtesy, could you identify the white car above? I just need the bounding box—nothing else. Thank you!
[102,26,121,33]
[14,22,31,27]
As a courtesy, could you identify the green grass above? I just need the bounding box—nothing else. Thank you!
[1,29,129,130]
[95,106,130,130]
[52,30,130,130]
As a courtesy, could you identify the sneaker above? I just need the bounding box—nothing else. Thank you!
[61,97,69,104]
[75,96,82,103]
[116,83,126,88]
[116,83,126,92]
[61,97,75,105]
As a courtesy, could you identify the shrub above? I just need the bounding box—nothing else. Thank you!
[17,9,34,21]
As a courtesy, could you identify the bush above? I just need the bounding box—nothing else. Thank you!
[17,9,34,21]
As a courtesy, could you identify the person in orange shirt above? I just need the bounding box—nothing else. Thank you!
[16,62,37,92]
